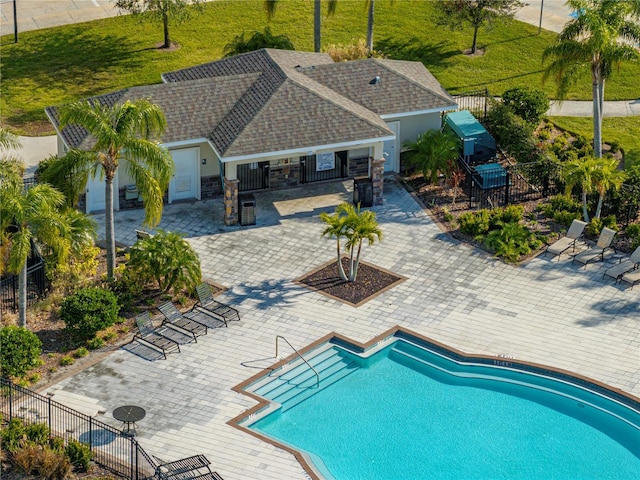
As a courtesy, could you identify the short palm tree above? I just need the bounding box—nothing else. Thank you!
[320,205,350,281]
[404,130,460,185]
[55,99,174,280]
[542,0,640,158]
[321,202,382,283]
[0,127,21,151]
[0,161,73,328]
[343,204,382,282]
[562,156,599,222]
[592,157,626,219]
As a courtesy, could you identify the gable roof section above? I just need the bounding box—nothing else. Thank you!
[298,58,457,116]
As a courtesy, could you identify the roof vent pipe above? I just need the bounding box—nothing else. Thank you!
[369,76,381,85]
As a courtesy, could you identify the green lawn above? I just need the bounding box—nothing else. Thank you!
[549,116,640,160]
[2,0,639,134]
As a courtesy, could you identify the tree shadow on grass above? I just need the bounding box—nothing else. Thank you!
[376,36,458,68]
[447,69,546,92]
[2,24,150,127]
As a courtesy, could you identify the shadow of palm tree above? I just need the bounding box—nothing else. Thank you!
[576,297,640,327]
[376,36,458,67]
[222,278,309,311]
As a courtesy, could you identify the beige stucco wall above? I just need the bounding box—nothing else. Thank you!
[386,112,444,149]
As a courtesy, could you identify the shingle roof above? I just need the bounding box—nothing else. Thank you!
[47,49,454,159]
[297,58,457,116]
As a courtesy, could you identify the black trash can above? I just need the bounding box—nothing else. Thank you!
[353,176,373,208]
[238,193,256,226]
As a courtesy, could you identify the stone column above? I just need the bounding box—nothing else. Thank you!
[224,178,239,226]
[371,158,385,206]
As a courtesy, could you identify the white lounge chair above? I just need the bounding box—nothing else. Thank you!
[572,227,617,268]
[603,246,640,283]
[620,269,640,289]
[545,219,588,259]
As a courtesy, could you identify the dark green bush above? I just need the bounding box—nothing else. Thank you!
[60,287,120,341]
[0,326,43,379]
[626,223,640,249]
[486,103,540,163]
[501,86,550,124]
[553,210,581,227]
[65,439,92,472]
[1,417,27,453]
[484,222,542,263]
[108,264,144,312]
[25,422,51,445]
[586,215,618,237]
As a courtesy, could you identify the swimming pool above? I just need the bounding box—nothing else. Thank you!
[233,329,640,480]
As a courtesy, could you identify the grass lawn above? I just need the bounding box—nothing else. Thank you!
[549,116,640,160]
[1,0,639,134]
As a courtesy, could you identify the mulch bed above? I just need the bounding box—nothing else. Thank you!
[296,257,406,307]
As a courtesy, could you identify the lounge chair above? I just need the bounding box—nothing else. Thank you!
[195,283,240,323]
[620,268,640,289]
[133,312,180,359]
[158,302,208,341]
[545,219,587,259]
[603,246,640,282]
[572,227,617,268]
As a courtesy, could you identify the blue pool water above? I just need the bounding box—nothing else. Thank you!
[249,340,640,480]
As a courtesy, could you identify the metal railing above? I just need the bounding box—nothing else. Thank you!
[0,378,157,479]
[275,336,319,389]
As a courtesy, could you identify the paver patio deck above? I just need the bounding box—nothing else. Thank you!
[42,177,640,479]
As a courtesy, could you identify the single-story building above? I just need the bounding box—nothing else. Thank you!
[46,48,457,225]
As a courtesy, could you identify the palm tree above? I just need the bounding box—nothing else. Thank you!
[542,0,640,158]
[55,99,174,280]
[365,0,375,52]
[0,127,21,151]
[0,160,72,328]
[320,205,350,281]
[404,130,460,185]
[562,157,599,222]
[265,0,337,52]
[343,204,382,282]
[592,157,626,219]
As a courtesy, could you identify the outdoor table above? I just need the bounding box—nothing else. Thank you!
[113,405,146,436]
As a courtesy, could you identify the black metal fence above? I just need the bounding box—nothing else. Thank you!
[0,378,157,479]
[300,151,347,184]
[237,161,270,192]
[0,243,49,314]
[452,88,490,122]
[459,158,563,209]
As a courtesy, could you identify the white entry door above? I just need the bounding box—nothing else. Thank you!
[169,147,200,203]
[86,170,119,214]
[383,121,400,172]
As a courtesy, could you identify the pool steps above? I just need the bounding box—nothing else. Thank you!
[251,347,359,411]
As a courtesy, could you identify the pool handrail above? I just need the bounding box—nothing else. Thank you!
[275,335,319,389]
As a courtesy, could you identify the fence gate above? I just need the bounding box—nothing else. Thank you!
[300,151,347,184]
[237,161,270,192]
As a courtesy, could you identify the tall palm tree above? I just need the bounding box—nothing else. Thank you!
[0,161,73,328]
[542,0,640,158]
[55,99,174,280]
[365,0,375,52]
[265,0,337,52]
[592,157,626,219]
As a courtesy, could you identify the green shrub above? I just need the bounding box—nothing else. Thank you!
[0,326,43,378]
[25,422,51,445]
[484,222,541,263]
[496,205,524,224]
[458,210,491,236]
[1,417,27,453]
[60,288,120,341]
[65,439,92,472]
[59,356,75,367]
[86,337,105,350]
[553,210,581,227]
[587,215,618,237]
[72,348,88,358]
[501,86,550,124]
[126,230,202,294]
[108,264,144,312]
